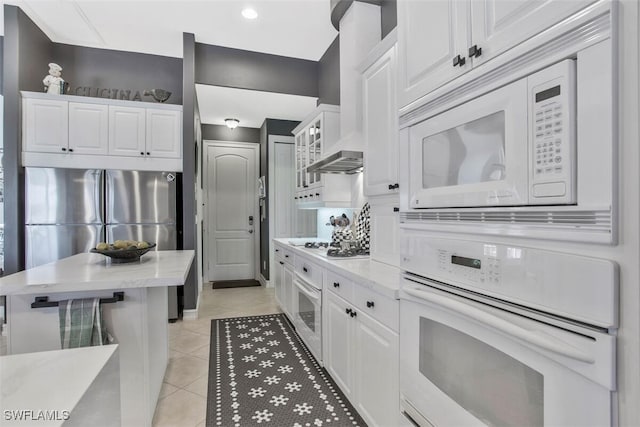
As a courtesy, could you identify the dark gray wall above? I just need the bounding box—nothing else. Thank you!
[3,5,53,275]
[380,0,397,38]
[182,33,198,310]
[195,43,319,98]
[317,36,340,106]
[51,43,183,105]
[0,36,4,94]
[259,119,300,280]
[202,125,261,143]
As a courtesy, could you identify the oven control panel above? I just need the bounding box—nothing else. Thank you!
[400,233,617,329]
[437,250,501,284]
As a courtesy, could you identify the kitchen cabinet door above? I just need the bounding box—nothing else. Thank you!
[353,312,401,427]
[23,98,69,154]
[470,0,595,67]
[370,203,400,267]
[397,0,469,109]
[363,43,399,197]
[146,109,181,158]
[108,105,146,157]
[324,291,354,398]
[283,264,295,320]
[274,256,285,309]
[68,102,109,155]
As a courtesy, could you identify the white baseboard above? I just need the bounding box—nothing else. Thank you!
[259,275,271,288]
[182,293,201,320]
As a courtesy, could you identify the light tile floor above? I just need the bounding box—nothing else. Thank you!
[152,285,281,427]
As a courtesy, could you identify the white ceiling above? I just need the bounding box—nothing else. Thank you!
[196,84,317,128]
[2,0,333,127]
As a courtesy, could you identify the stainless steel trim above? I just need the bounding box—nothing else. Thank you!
[401,398,436,427]
[306,151,363,174]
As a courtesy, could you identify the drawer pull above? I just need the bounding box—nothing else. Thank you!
[350,311,357,318]
[303,267,308,273]
[279,261,284,265]
[345,308,352,315]
[285,255,289,258]
[275,249,279,252]
[366,301,375,308]
[333,282,340,288]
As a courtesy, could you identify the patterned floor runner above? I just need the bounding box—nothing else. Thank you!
[206,313,367,427]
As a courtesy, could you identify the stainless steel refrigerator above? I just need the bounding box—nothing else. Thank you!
[25,168,180,320]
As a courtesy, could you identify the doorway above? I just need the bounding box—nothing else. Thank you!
[204,141,259,282]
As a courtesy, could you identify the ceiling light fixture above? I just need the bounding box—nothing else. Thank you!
[225,118,240,130]
[241,7,258,19]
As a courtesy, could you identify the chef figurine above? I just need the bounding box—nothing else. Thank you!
[43,63,65,94]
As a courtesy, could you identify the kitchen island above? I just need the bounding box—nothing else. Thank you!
[0,250,195,427]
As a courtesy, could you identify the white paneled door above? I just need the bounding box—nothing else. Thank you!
[205,142,258,281]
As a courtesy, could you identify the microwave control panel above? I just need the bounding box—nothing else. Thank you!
[437,249,501,285]
[529,59,576,203]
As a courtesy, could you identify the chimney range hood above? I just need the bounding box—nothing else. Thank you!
[307,150,363,174]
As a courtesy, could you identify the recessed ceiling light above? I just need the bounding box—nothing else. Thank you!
[241,8,258,20]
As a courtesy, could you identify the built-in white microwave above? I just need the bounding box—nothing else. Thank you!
[407,60,576,209]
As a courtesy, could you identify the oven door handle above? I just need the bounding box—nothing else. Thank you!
[403,287,595,364]
[295,279,321,302]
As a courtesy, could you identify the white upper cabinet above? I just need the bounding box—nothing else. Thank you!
[108,106,146,157]
[397,0,596,109]
[362,40,400,197]
[21,91,183,171]
[470,0,597,68]
[146,109,182,158]
[23,98,69,154]
[68,102,108,155]
[397,0,469,109]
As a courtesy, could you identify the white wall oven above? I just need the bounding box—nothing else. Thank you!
[293,274,322,363]
[399,236,617,427]
[399,6,616,244]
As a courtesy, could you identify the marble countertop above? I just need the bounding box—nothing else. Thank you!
[0,344,119,427]
[0,251,195,296]
[274,239,401,299]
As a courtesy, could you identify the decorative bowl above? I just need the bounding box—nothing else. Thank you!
[90,243,156,263]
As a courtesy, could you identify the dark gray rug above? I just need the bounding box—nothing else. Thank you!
[211,280,261,289]
[206,314,367,427]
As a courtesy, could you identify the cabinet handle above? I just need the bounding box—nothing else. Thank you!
[388,184,394,190]
[393,183,400,189]
[303,267,308,273]
[279,261,284,265]
[295,197,298,200]
[453,55,466,67]
[68,148,74,152]
[140,152,144,156]
[468,44,482,58]
[285,255,289,258]
[61,147,67,152]
[275,249,279,252]
[393,207,400,212]
[333,282,340,288]
[366,301,375,308]
[315,193,320,196]
[350,311,357,318]
[345,308,352,315]
[303,185,309,188]
[146,152,150,156]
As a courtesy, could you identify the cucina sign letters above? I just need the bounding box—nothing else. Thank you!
[69,86,147,101]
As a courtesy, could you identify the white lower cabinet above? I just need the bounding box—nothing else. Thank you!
[324,282,405,427]
[283,264,295,320]
[273,243,295,320]
[324,290,355,397]
[353,312,400,427]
